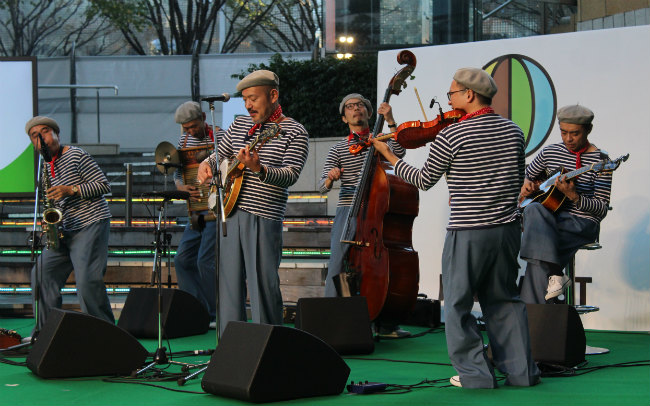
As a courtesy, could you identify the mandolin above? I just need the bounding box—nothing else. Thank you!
[210,123,283,217]
[519,154,629,212]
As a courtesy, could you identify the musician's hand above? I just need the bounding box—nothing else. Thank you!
[520,178,538,198]
[236,145,262,172]
[378,102,395,125]
[370,137,398,165]
[324,167,344,189]
[554,175,579,202]
[197,161,213,185]
[177,184,202,202]
[46,185,74,201]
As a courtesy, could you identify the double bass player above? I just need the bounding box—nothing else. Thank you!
[372,68,540,389]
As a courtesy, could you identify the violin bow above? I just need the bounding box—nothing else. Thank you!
[414,87,429,122]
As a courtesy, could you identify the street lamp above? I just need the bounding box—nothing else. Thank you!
[336,35,355,59]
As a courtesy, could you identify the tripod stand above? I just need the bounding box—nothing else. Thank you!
[133,190,190,375]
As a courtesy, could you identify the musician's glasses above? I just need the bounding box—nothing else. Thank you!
[344,102,366,110]
[446,88,468,100]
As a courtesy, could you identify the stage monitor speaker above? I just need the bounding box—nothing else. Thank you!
[526,304,586,367]
[117,287,209,338]
[201,321,350,403]
[295,296,374,355]
[26,309,148,378]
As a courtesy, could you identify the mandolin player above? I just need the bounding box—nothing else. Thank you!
[519,105,613,303]
[196,70,309,335]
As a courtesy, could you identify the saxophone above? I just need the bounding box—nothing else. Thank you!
[41,161,63,250]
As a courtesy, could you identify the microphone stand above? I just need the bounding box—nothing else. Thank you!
[132,193,188,376]
[177,100,227,386]
[15,153,45,349]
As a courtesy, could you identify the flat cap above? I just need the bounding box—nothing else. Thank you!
[174,101,203,124]
[25,116,60,135]
[453,68,498,98]
[236,70,279,92]
[557,104,594,125]
[339,93,373,116]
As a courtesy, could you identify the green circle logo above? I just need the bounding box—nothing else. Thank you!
[483,55,556,157]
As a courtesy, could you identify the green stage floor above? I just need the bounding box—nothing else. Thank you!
[1,317,649,406]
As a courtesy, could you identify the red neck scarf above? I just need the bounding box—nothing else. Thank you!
[248,105,283,136]
[457,106,495,123]
[347,127,371,144]
[48,147,63,178]
[568,144,589,169]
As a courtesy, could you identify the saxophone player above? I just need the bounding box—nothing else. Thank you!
[26,116,115,334]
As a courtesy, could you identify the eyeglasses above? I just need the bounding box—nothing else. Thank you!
[344,101,366,110]
[446,88,468,100]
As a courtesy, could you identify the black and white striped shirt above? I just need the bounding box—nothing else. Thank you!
[394,113,525,230]
[173,126,224,184]
[318,138,406,207]
[46,146,111,231]
[525,143,611,223]
[206,115,309,220]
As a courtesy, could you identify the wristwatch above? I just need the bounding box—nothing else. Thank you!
[72,185,79,195]
[252,166,266,180]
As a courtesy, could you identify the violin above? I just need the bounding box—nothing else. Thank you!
[348,109,464,154]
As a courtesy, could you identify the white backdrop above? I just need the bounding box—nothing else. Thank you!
[377,26,650,331]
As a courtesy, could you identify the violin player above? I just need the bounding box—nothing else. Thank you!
[197,70,309,335]
[318,93,410,338]
[519,105,612,303]
[372,68,540,388]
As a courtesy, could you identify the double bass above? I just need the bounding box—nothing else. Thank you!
[339,50,420,323]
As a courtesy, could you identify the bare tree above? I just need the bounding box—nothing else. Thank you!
[0,0,117,56]
[221,0,322,53]
[88,0,228,55]
[254,0,322,52]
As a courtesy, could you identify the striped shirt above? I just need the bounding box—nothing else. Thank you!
[46,146,111,231]
[525,142,611,223]
[173,126,224,184]
[394,113,525,230]
[206,115,309,220]
[318,138,406,207]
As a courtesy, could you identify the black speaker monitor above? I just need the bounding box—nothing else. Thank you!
[526,304,586,367]
[295,296,374,355]
[26,309,148,378]
[201,321,350,403]
[117,287,209,338]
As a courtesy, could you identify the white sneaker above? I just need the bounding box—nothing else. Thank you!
[208,321,217,330]
[545,274,571,300]
[450,375,462,387]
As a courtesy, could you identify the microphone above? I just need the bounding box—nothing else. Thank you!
[201,93,230,103]
[142,190,191,200]
[37,133,52,162]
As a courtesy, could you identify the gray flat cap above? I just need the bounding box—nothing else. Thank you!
[339,93,373,116]
[557,104,594,125]
[236,70,279,92]
[174,101,203,124]
[453,67,498,98]
[25,116,60,135]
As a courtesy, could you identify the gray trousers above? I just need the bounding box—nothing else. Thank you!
[174,220,217,319]
[324,206,352,297]
[443,222,540,388]
[519,203,599,304]
[218,209,284,335]
[32,218,115,331]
